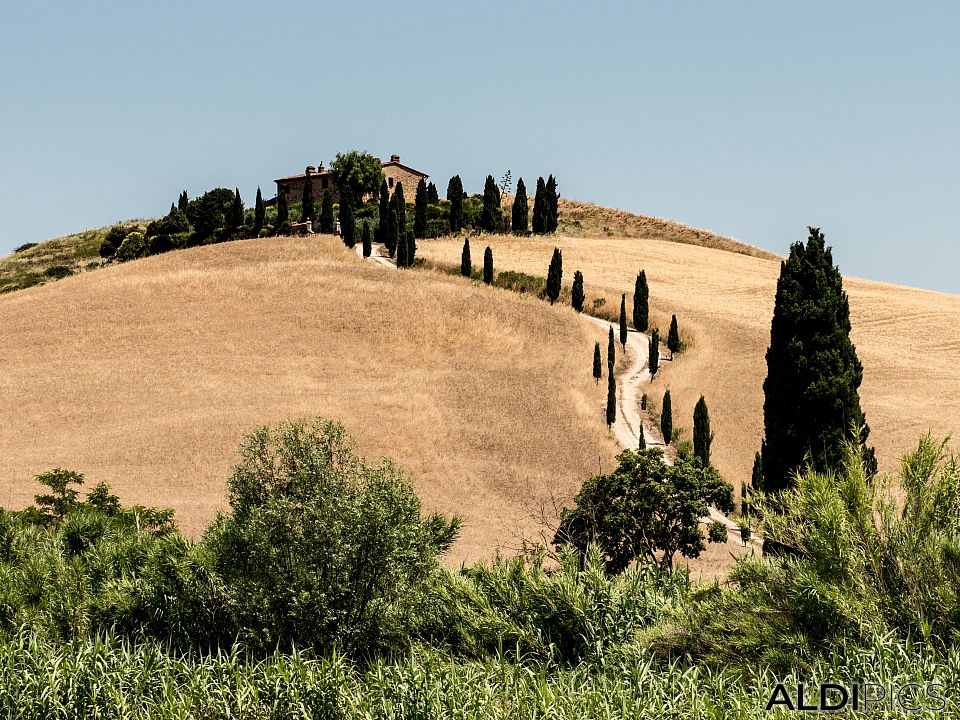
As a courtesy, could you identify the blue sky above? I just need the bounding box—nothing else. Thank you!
[2,2,958,293]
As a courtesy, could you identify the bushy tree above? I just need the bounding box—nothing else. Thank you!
[276,190,289,227]
[648,328,660,375]
[619,294,628,350]
[447,175,464,232]
[414,178,428,238]
[115,231,147,262]
[593,342,602,384]
[362,221,372,257]
[207,418,460,655]
[545,175,559,232]
[667,314,680,353]
[661,389,673,444]
[145,208,189,239]
[532,177,547,234]
[555,448,733,573]
[483,246,493,284]
[338,190,356,248]
[331,150,385,206]
[546,247,562,304]
[606,373,616,426]
[512,178,528,234]
[481,175,500,232]
[99,225,128,258]
[426,181,439,204]
[253,187,265,233]
[633,271,649,331]
[186,188,235,239]
[693,396,712,467]
[300,176,314,222]
[571,270,584,312]
[33,468,84,520]
[461,237,472,277]
[319,191,335,234]
[761,227,876,492]
[229,188,243,229]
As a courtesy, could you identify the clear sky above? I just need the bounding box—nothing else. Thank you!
[2,2,958,293]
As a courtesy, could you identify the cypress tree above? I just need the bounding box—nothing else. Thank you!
[414,178,428,238]
[593,342,602,384]
[512,178,528,234]
[648,328,660,375]
[229,188,243,229]
[619,294,628,350]
[641,393,648,410]
[545,174,559,232]
[607,326,615,371]
[277,190,288,226]
[338,190,355,248]
[751,451,763,491]
[253,187,265,233]
[406,230,417,266]
[461,238,472,277]
[396,227,408,267]
[427,181,439,204]
[606,372,616,427]
[447,175,463,232]
[481,175,500,232]
[362,221,372,258]
[546,247,562,304]
[320,191,334,234]
[693,396,712,467]
[741,482,750,517]
[760,227,876,492]
[667,314,681,354]
[633,271,649,331]
[169,202,177,216]
[571,270,584,312]
[378,179,394,254]
[638,428,646,450]
[300,176,314,222]
[483,246,494,284]
[661,390,673,444]
[178,191,189,213]
[393,181,406,233]
[532,177,547,234]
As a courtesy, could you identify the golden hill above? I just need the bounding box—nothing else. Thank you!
[0,236,620,563]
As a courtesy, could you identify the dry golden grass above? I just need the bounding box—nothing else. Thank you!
[0,235,621,563]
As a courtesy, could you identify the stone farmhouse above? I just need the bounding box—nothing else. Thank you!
[274,154,428,206]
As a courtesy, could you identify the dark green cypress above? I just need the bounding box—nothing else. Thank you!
[447,175,463,232]
[483,246,493,284]
[667,314,681,354]
[338,190,355,248]
[427,181,439,204]
[230,188,243,229]
[751,451,763,492]
[461,238,472,277]
[276,190,288,226]
[362,221,372,258]
[512,178,528,234]
[638,427,646,450]
[593,342,602,384]
[648,328,660,375]
[393,181,406,237]
[693,396,712,467]
[253,187,265,233]
[571,270,584,312]
[396,227,408,267]
[414,178,428,238]
[619,294,628,350]
[641,393,648,410]
[378,179,394,254]
[545,175,559,232]
[169,202,177,216]
[178,191,189,213]
[607,326,615,371]
[481,175,500,232]
[406,230,416,266]
[761,227,875,492]
[661,389,673,444]
[320,191,334,233]
[532,177,547,234]
[606,372,616,427]
[633,271,649,331]
[300,176,314,222]
[546,247,562,304]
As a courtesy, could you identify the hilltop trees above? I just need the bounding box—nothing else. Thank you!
[483,246,493,284]
[319,191,334,234]
[648,328,660,375]
[571,271,584,312]
[414,178,428,238]
[633,271,649,331]
[447,175,464,232]
[338,191,356,248]
[331,151,384,206]
[461,238,472,277]
[606,373,617,426]
[593,342,602,384]
[693,396,712,467]
[667,315,681,354]
[661,389,673,444]
[481,175,500,232]
[229,189,243,230]
[253,187,265,234]
[546,247,562,304]
[545,175,559,232]
[178,191,189,213]
[512,178,528,234]
[760,227,876,493]
[619,295,628,350]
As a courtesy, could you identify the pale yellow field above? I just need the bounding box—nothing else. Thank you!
[0,236,621,563]
[418,230,960,493]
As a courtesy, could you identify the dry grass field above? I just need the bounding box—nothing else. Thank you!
[0,235,621,563]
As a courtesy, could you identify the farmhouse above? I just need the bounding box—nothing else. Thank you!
[274,154,428,206]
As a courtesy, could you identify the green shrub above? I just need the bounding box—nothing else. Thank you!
[145,209,189,239]
[14,243,37,253]
[43,265,74,279]
[99,226,128,258]
[114,232,147,262]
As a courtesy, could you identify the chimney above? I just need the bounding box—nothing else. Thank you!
[390,154,400,163]
[305,166,315,175]
[318,162,324,171]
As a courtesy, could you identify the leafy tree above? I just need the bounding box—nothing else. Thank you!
[693,396,712,467]
[426,181,439,204]
[619,294,628,350]
[593,342,602,384]
[461,237,472,277]
[633,271,649,331]
[512,178,528,234]
[145,208,189,239]
[761,227,876,492]
[607,326,615,371]
[300,176,314,222]
[378,179,395,254]
[606,373,616,426]
[99,225,128,258]
[229,188,244,229]
[483,246,493,284]
[178,191,189,213]
[481,175,500,232]
[667,314,681,354]
[545,175,559,232]
[338,190,356,248]
[648,328,660,375]
[362,221,372,258]
[414,178,428,238]
[661,389,672,444]
[546,247,562,304]
[447,175,464,232]
[571,270,584,312]
[532,177,547,234]
[186,188,235,239]
[115,231,147,262]
[319,191,335,233]
[276,189,289,227]
[253,187,265,233]
[34,468,84,521]
[555,448,733,573]
[331,150,385,206]
[207,418,460,655]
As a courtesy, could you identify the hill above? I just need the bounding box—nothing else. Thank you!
[0,236,620,562]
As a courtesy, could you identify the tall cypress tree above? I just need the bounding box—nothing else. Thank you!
[593,342,602,384]
[607,326,615,371]
[619,294,628,350]
[320,191,334,234]
[633,271,649,331]
[661,389,673,444]
[638,428,646,450]
[760,227,876,492]
[648,328,660,375]
[338,191,356,248]
[546,247,562,304]
[481,175,500,232]
[378,179,394,254]
[277,190,288,227]
[300,176,314,222]
[414,178,428,238]
[532,177,547,234]
[461,238,472,277]
[606,372,616,426]
[361,221,372,258]
[396,227,408,267]
[571,270,584,312]
[667,314,681,354]
[230,188,243,229]
[427,181,439,204]
[447,175,463,232]
[483,246,493,284]
[545,175,559,232]
[178,191,189,213]
[253,187,265,233]
[406,231,416,266]
[512,178,528,234]
[393,181,406,235]
[693,396,712,467]
[751,451,763,496]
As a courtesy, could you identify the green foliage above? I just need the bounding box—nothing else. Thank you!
[606,373,616,426]
[43,265,73,279]
[253,187,265,233]
[661,389,672,444]
[619,294,627,349]
[391,182,406,253]
[532,176,547,234]
[229,188,244,229]
[545,175,559,232]
[571,270,584,312]
[276,189,288,227]
[607,325,615,371]
[377,179,395,254]
[556,449,734,573]
[338,190,356,248]
[480,175,500,232]
[33,468,84,521]
[460,237,471,278]
[15,242,38,253]
[593,342,602,384]
[693,396,712,467]
[177,190,188,212]
[186,188,234,239]
[361,221,372,257]
[426,181,439,204]
[114,231,147,262]
[648,327,659,374]
[331,150,385,206]
[546,247,562,304]
[482,246,493,284]
[633,270,649,331]
[99,225,128,258]
[206,418,459,657]
[667,314,680,353]
[511,177,528,234]
[146,208,189,239]
[446,175,463,232]
[414,178,428,238]
[761,227,875,493]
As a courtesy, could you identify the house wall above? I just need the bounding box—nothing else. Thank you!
[276,173,337,208]
[383,164,426,199]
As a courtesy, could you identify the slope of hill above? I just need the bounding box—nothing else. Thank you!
[417,232,960,495]
[0,236,620,562]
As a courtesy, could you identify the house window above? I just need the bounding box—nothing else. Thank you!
[389,177,394,188]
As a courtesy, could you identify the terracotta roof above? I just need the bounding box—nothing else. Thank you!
[275,159,428,184]
[382,160,428,178]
